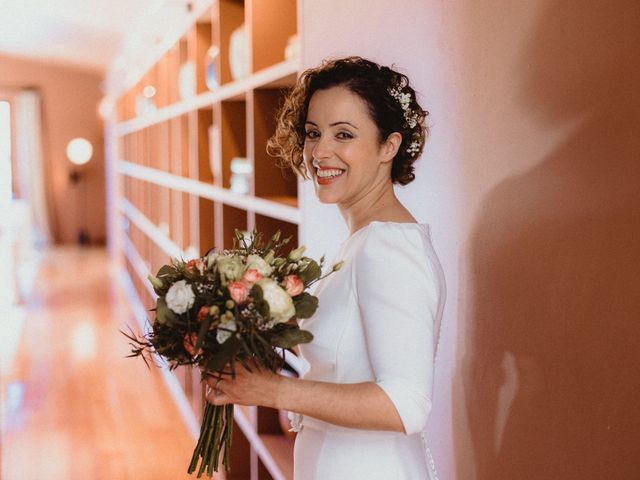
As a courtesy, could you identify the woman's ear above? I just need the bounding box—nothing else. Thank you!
[380,132,402,163]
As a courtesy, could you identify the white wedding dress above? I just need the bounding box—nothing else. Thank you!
[290,221,446,480]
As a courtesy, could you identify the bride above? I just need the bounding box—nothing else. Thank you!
[205,56,446,479]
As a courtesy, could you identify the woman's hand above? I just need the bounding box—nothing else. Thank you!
[204,362,282,408]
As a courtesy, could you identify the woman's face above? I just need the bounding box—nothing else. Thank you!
[303,86,397,206]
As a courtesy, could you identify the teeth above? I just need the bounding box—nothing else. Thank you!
[317,169,344,178]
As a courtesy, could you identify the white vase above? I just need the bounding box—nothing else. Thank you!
[208,124,222,183]
[230,157,252,194]
[205,45,220,90]
[229,24,249,80]
[178,61,196,99]
[285,34,300,60]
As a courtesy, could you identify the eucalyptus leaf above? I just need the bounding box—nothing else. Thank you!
[157,264,176,277]
[297,260,321,284]
[293,292,319,319]
[269,326,314,348]
[156,297,178,326]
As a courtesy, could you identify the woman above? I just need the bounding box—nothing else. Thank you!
[205,56,446,479]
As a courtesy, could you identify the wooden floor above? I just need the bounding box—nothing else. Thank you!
[0,246,205,480]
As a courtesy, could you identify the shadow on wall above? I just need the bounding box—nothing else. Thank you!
[458,1,640,478]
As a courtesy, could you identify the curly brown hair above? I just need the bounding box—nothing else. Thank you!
[266,56,429,185]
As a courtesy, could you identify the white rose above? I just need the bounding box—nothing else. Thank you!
[165,280,195,314]
[216,255,244,282]
[246,254,273,276]
[257,278,295,324]
[206,252,219,269]
[216,317,238,344]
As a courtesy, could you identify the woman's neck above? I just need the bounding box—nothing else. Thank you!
[338,182,414,235]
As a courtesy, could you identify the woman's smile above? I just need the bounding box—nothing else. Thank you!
[315,167,346,185]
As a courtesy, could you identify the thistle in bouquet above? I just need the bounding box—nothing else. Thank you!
[123,228,342,477]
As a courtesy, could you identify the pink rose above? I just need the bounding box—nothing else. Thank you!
[186,258,205,274]
[241,268,262,286]
[228,281,248,303]
[183,332,202,357]
[283,275,304,296]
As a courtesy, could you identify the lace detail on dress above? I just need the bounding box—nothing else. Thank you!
[420,432,440,480]
[288,411,303,432]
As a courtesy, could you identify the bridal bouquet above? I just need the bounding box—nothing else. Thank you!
[123,229,341,477]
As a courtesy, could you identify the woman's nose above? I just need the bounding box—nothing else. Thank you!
[311,134,332,159]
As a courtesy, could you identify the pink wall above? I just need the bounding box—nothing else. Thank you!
[301,0,640,478]
[0,53,105,244]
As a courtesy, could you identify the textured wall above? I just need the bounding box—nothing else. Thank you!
[300,0,640,478]
[0,53,105,244]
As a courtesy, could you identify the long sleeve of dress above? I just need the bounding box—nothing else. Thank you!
[352,224,442,435]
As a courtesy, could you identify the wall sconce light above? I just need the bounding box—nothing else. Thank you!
[67,138,93,166]
[67,137,93,245]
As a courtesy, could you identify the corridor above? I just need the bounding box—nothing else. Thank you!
[1,247,200,480]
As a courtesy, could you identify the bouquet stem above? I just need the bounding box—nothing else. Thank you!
[188,403,234,477]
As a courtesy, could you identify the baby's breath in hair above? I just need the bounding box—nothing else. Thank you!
[388,78,424,158]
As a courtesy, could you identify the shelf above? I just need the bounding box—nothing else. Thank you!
[115,59,299,137]
[220,99,247,190]
[253,88,298,203]
[261,195,298,208]
[119,197,184,259]
[118,160,301,224]
[110,2,302,477]
[122,234,156,300]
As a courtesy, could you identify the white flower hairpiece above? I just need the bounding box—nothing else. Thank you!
[388,82,422,157]
[388,85,419,129]
[406,136,421,156]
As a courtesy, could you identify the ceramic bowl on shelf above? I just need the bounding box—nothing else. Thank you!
[229,24,249,80]
[178,61,196,100]
[205,45,220,90]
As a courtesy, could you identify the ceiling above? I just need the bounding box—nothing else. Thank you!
[0,0,170,74]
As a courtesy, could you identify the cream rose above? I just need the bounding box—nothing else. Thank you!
[257,278,295,324]
[205,252,218,269]
[165,280,195,314]
[246,254,273,276]
[216,255,244,282]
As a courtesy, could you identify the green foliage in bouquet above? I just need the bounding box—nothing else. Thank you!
[123,228,342,477]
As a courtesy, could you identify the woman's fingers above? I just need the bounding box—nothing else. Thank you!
[206,387,230,405]
[203,374,220,388]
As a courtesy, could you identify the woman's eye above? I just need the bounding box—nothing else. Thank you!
[336,131,353,140]
[305,130,319,139]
